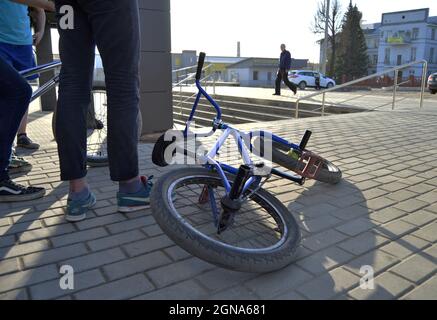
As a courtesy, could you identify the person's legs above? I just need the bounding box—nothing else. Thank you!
[55,0,94,182]
[0,44,33,171]
[282,70,297,94]
[55,0,96,220]
[0,57,45,202]
[274,70,282,95]
[0,58,30,180]
[2,43,40,149]
[80,0,151,212]
[80,0,140,183]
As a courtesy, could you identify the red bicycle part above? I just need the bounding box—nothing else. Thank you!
[295,151,324,179]
[198,185,210,204]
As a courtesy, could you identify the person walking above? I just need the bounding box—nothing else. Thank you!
[315,72,321,90]
[0,0,54,203]
[273,44,297,96]
[54,0,152,222]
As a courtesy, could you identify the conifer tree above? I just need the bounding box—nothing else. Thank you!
[335,2,368,82]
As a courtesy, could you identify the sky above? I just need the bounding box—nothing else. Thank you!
[171,0,437,62]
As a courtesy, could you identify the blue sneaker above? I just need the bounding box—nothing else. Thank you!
[117,176,153,213]
[66,192,97,222]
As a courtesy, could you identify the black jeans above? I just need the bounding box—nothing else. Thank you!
[0,57,32,181]
[55,0,140,181]
[275,69,297,94]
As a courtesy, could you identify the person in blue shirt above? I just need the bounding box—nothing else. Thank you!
[274,44,298,96]
[0,0,46,150]
[0,0,54,203]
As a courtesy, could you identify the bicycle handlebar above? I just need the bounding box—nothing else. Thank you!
[196,52,206,81]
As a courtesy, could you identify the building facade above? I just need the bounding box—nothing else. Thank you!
[320,8,437,79]
[226,58,308,87]
[376,8,437,77]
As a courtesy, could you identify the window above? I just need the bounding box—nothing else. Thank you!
[411,47,417,62]
[431,48,435,64]
[373,55,378,65]
[384,48,391,64]
[267,72,272,81]
[301,72,314,77]
[412,28,419,40]
[253,71,259,81]
[432,28,436,40]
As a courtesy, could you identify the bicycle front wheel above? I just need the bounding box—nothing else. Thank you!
[150,167,301,273]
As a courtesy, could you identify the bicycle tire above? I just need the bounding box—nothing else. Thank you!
[150,167,301,273]
[253,137,342,185]
[52,86,143,167]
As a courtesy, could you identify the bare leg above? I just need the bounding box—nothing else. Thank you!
[17,109,28,135]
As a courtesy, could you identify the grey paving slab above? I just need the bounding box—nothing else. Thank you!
[2,105,437,300]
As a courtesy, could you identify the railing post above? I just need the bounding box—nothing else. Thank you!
[419,61,428,109]
[321,92,326,116]
[392,70,398,110]
[295,100,300,119]
[213,74,216,95]
[179,83,183,109]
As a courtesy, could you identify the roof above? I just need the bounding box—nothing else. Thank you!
[362,23,382,35]
[429,16,437,25]
[204,56,246,64]
[226,57,308,69]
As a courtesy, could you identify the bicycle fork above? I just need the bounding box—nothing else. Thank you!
[217,165,252,234]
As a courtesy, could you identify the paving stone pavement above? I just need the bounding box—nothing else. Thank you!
[0,105,436,300]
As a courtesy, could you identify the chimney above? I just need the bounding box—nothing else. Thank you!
[237,41,241,57]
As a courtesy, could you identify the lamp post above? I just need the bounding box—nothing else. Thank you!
[322,0,330,74]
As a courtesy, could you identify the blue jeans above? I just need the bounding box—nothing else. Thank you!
[55,0,140,181]
[0,57,32,181]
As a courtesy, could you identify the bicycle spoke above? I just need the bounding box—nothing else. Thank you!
[169,178,285,250]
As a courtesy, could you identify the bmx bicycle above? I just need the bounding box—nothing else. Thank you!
[151,53,342,273]
[19,60,142,167]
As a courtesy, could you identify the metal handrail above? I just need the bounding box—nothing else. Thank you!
[172,64,198,74]
[294,59,428,118]
[173,66,217,118]
[172,64,213,87]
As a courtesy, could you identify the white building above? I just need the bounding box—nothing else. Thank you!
[226,58,308,87]
[377,8,437,77]
[320,8,437,79]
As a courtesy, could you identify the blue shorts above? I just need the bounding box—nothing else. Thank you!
[0,42,38,80]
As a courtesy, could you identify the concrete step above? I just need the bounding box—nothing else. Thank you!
[173,97,323,120]
[174,91,363,115]
[173,100,290,122]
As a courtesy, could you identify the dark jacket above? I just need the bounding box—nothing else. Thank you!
[279,50,292,70]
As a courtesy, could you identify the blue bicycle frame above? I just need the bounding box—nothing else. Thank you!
[19,61,62,103]
[183,53,306,207]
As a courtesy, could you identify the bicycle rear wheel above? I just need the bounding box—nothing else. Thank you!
[86,87,143,167]
[150,167,301,273]
[254,137,342,185]
[52,87,143,167]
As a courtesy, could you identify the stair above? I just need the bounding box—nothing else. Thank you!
[172,91,363,127]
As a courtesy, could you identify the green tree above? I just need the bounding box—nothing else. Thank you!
[335,2,368,82]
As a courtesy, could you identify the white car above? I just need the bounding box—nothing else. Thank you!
[288,70,336,90]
